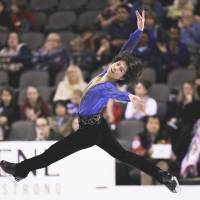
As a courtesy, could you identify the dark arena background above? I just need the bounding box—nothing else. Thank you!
[0,0,200,199]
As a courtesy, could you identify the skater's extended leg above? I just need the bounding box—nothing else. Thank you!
[2,125,99,178]
[97,119,180,192]
[97,119,162,182]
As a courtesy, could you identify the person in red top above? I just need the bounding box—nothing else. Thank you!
[11,3,37,32]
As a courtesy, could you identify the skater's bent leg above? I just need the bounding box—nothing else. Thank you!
[97,121,163,183]
[15,126,98,177]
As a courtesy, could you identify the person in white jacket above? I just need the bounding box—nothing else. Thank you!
[125,80,157,120]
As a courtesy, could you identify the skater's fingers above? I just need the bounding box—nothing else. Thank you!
[142,10,145,19]
[136,10,141,19]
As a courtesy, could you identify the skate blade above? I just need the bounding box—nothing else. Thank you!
[172,176,181,194]
[0,167,19,184]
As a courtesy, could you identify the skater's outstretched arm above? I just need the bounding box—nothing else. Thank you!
[118,10,145,56]
[102,84,144,112]
[98,10,145,78]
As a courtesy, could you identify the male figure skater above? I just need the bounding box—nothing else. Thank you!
[0,10,180,193]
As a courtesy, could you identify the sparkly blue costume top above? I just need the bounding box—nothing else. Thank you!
[78,29,142,117]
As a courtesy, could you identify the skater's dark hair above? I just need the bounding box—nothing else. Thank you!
[111,53,143,85]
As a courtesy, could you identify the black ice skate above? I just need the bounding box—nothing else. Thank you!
[161,171,181,193]
[0,160,26,183]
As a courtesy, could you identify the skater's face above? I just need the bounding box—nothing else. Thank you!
[108,60,128,80]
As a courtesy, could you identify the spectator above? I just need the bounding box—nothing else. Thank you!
[143,11,167,48]
[48,100,72,138]
[167,0,194,20]
[35,117,63,141]
[178,8,200,51]
[54,65,87,102]
[105,4,134,53]
[194,0,200,21]
[0,0,15,32]
[153,26,190,81]
[181,118,200,178]
[167,81,200,124]
[69,35,96,80]
[33,33,69,85]
[133,31,153,66]
[166,81,200,161]
[11,2,38,32]
[71,117,79,133]
[0,87,18,140]
[179,8,200,66]
[97,0,121,29]
[94,33,114,66]
[131,115,170,185]
[20,86,50,121]
[0,32,32,87]
[131,0,165,20]
[125,81,157,120]
[67,89,82,117]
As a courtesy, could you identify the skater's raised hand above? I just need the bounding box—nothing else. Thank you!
[136,10,145,31]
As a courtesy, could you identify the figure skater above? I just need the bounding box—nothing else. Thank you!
[0,10,180,193]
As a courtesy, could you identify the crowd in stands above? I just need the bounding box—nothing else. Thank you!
[0,0,200,184]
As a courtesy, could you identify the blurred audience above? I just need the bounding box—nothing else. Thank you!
[54,65,87,102]
[166,81,200,161]
[104,4,134,53]
[0,32,32,86]
[131,115,171,185]
[0,87,18,140]
[97,0,121,29]
[167,0,194,20]
[20,86,50,121]
[71,117,79,133]
[133,31,153,66]
[35,117,63,141]
[178,8,200,51]
[125,81,157,120]
[69,34,96,80]
[131,0,165,20]
[33,33,69,84]
[181,118,200,178]
[153,26,190,81]
[0,0,15,32]
[11,2,38,33]
[48,100,72,138]
[66,89,82,117]
[94,33,114,67]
